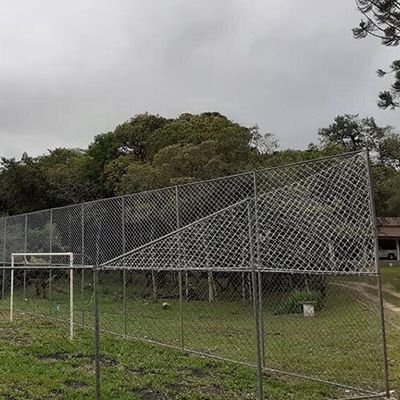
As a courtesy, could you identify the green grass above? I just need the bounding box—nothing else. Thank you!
[0,315,340,400]
[381,265,400,307]
[0,271,399,399]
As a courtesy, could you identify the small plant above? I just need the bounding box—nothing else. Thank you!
[272,290,324,315]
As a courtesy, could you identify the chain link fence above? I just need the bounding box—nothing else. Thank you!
[0,151,393,399]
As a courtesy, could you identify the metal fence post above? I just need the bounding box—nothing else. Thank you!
[48,212,52,313]
[248,201,264,400]
[365,150,390,398]
[24,214,28,252]
[178,270,184,351]
[49,209,53,253]
[253,172,265,369]
[175,186,185,350]
[121,197,127,337]
[81,204,86,326]
[150,227,157,302]
[93,267,101,400]
[23,215,28,302]
[1,218,6,300]
[81,268,85,327]
[69,254,74,341]
[23,270,26,300]
[10,255,15,322]
[81,204,85,265]
[377,274,391,398]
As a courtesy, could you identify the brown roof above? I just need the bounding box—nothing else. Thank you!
[376,217,400,227]
[376,217,400,238]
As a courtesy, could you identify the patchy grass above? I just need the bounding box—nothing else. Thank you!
[0,316,340,400]
[0,272,399,399]
[380,266,400,395]
[381,265,400,307]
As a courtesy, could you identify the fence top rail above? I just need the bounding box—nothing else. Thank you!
[1,265,94,270]
[0,150,364,221]
[11,252,74,257]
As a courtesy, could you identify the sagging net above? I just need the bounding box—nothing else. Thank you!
[101,152,376,275]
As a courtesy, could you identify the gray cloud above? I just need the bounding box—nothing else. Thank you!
[1,0,399,158]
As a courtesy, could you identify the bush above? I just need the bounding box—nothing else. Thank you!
[271,289,324,315]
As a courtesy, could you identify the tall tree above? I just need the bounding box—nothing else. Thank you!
[353,0,400,108]
[0,154,49,214]
[318,114,389,151]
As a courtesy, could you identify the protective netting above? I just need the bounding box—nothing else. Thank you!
[0,151,376,276]
[101,152,376,275]
[0,151,393,400]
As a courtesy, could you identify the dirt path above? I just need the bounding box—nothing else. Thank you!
[334,281,400,329]
[357,282,400,314]
[383,284,400,300]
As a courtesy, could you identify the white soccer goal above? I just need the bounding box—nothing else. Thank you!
[10,253,75,340]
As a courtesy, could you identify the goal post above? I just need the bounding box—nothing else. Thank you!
[10,253,75,340]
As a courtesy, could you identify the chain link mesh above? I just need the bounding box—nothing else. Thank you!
[0,151,391,399]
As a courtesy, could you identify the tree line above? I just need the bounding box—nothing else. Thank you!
[1,112,400,217]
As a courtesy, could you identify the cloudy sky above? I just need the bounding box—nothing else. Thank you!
[1,0,399,158]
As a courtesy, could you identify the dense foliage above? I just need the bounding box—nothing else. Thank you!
[353,0,400,109]
[1,112,400,216]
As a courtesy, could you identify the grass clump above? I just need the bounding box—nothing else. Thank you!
[271,289,324,315]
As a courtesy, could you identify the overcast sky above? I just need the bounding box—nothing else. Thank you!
[1,0,399,158]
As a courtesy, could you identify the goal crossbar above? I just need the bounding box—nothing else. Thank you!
[9,252,75,341]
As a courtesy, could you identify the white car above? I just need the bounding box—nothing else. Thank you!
[378,248,397,260]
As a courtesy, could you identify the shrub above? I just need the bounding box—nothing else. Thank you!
[271,289,324,315]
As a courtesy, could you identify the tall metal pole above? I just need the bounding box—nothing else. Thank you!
[48,212,52,314]
[365,150,390,398]
[69,255,74,341]
[24,215,28,252]
[81,204,85,266]
[253,172,265,368]
[248,201,264,400]
[121,197,127,337]
[150,226,157,302]
[24,215,28,303]
[178,271,184,350]
[49,210,53,253]
[81,204,86,325]
[10,255,14,322]
[49,268,53,315]
[23,270,26,300]
[1,218,7,300]
[93,267,101,400]
[176,186,184,350]
[81,268,85,327]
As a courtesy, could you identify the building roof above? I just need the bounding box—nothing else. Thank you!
[376,217,400,238]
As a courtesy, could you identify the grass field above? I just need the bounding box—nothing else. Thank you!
[0,268,399,399]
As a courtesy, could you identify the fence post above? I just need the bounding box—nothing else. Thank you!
[48,211,53,313]
[10,255,14,322]
[80,268,85,327]
[121,197,127,337]
[93,267,101,400]
[253,172,265,369]
[175,186,185,350]
[178,270,184,350]
[23,270,26,300]
[81,204,86,326]
[248,201,264,400]
[365,150,390,398]
[81,204,85,266]
[69,254,74,341]
[377,274,391,398]
[1,218,6,300]
[23,215,28,302]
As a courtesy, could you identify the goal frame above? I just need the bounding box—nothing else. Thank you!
[9,252,75,340]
